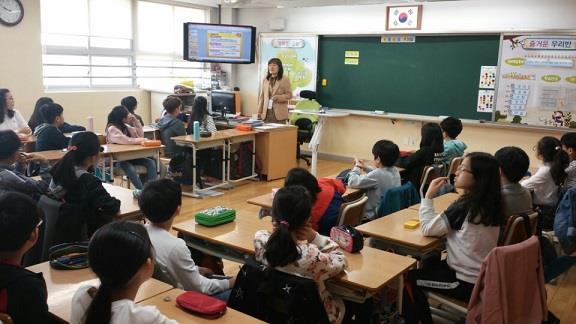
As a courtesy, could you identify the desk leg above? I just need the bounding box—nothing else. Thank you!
[226,141,231,182]
[397,274,404,314]
[308,115,326,176]
[192,144,197,194]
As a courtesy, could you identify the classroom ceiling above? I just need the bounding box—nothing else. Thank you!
[180,0,462,9]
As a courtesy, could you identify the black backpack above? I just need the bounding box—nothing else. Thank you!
[228,258,329,324]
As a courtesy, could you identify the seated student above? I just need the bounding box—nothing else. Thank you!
[121,96,145,126]
[396,123,445,189]
[403,153,504,324]
[28,97,85,133]
[141,179,233,299]
[255,186,348,324]
[187,96,217,134]
[0,192,53,323]
[49,132,120,242]
[285,167,345,235]
[106,105,157,190]
[33,103,70,151]
[347,139,401,220]
[70,221,177,324]
[561,132,576,189]
[494,146,533,218]
[0,89,31,140]
[157,96,186,158]
[440,116,467,164]
[0,130,49,199]
[521,136,568,208]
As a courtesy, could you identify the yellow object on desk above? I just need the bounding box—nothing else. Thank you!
[404,219,420,229]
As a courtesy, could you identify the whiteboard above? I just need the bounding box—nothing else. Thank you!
[258,33,318,98]
[495,34,576,128]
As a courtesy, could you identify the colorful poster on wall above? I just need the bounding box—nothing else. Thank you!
[259,34,318,97]
[495,35,576,127]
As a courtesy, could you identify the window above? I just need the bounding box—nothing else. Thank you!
[135,1,209,90]
[40,0,209,90]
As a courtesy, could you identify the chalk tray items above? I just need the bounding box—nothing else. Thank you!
[195,206,236,226]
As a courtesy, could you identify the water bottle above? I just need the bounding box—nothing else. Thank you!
[193,121,200,141]
[87,116,94,132]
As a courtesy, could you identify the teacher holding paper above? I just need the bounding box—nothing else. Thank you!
[257,58,292,123]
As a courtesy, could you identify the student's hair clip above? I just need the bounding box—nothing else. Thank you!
[67,145,78,151]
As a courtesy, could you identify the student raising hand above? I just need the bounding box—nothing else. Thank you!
[425,176,449,199]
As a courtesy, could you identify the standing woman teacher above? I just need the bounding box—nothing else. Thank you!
[258,58,292,123]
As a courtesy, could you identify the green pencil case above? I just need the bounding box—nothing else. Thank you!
[195,206,236,227]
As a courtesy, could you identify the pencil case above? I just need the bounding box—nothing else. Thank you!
[195,206,236,227]
[330,225,363,253]
[176,291,227,318]
[141,140,161,147]
[235,124,253,131]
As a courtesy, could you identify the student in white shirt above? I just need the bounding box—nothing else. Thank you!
[348,139,402,220]
[140,179,234,299]
[0,89,31,139]
[521,136,568,206]
[403,152,504,324]
[70,221,177,324]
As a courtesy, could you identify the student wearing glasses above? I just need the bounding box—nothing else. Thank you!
[403,153,504,323]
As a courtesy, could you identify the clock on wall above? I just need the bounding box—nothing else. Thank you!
[0,0,24,26]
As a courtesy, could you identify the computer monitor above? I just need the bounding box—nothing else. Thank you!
[211,91,235,118]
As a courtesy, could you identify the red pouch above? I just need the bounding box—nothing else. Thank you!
[176,291,227,318]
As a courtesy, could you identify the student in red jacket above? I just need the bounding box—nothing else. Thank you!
[284,168,345,235]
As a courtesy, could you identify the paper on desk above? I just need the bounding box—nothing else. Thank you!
[254,123,287,130]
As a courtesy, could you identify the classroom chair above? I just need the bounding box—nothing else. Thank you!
[447,156,463,178]
[113,164,148,189]
[336,194,368,226]
[290,90,321,166]
[498,212,538,246]
[228,257,330,324]
[419,164,445,199]
[377,181,420,218]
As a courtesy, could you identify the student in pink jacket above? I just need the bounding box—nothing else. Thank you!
[106,105,157,190]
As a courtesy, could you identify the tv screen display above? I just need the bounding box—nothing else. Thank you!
[184,23,256,64]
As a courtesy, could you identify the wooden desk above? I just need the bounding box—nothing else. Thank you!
[139,289,265,323]
[356,208,441,257]
[408,192,460,211]
[143,125,160,140]
[102,183,141,219]
[23,133,105,153]
[27,262,172,323]
[173,211,415,301]
[254,125,297,181]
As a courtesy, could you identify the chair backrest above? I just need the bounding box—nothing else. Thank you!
[22,195,64,266]
[290,98,321,124]
[228,258,329,324]
[294,118,315,143]
[448,156,463,177]
[500,212,538,246]
[419,165,444,198]
[0,313,13,324]
[377,181,421,218]
[337,194,368,226]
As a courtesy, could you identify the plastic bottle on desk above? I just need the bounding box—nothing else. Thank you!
[193,121,200,141]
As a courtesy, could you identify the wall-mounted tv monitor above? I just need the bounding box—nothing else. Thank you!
[183,22,256,64]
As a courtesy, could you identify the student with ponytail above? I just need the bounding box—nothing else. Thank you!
[254,186,348,324]
[70,221,177,324]
[49,132,120,242]
[521,136,568,207]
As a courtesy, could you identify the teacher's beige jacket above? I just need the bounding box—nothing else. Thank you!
[257,76,292,121]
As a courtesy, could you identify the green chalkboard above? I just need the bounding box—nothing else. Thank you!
[317,35,500,120]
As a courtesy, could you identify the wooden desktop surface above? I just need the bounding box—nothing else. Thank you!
[139,288,265,324]
[36,144,161,161]
[27,262,172,323]
[356,208,440,251]
[173,212,415,292]
[102,183,140,219]
[172,129,257,144]
[408,192,460,211]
